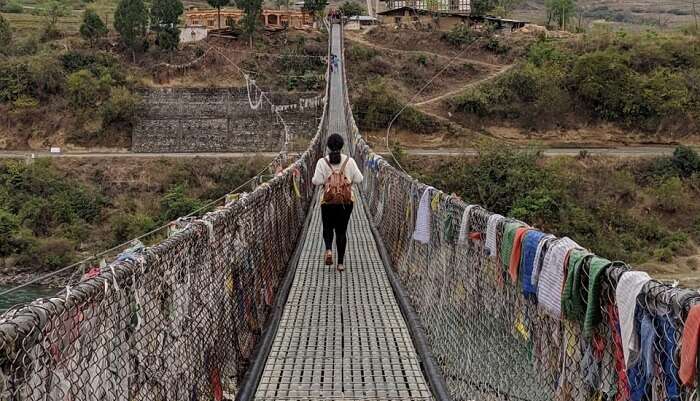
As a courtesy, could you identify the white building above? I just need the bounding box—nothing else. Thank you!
[344,15,380,30]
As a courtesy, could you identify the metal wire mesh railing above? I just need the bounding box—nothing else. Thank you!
[0,32,331,401]
[338,26,700,401]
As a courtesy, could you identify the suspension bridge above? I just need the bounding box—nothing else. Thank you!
[1,22,699,401]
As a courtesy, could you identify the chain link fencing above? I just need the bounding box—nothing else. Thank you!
[0,30,331,401]
[338,26,700,401]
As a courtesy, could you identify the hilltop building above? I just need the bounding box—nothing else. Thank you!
[379,0,471,15]
[184,8,314,31]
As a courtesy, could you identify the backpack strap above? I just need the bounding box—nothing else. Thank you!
[323,155,349,173]
[323,157,336,172]
[339,156,349,173]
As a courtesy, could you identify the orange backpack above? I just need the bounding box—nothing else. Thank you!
[322,157,352,204]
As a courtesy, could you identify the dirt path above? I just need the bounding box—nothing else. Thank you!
[344,32,501,70]
[413,64,515,107]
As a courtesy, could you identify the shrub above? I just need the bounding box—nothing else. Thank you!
[61,51,99,72]
[0,56,64,102]
[32,237,75,270]
[652,176,684,212]
[101,86,141,128]
[442,24,473,47]
[110,212,156,244]
[352,78,437,134]
[346,45,377,62]
[570,51,640,122]
[510,187,562,226]
[453,63,570,129]
[0,0,23,13]
[19,197,54,236]
[451,88,489,117]
[483,37,510,55]
[12,95,39,110]
[67,69,99,109]
[638,68,691,122]
[160,185,204,222]
[0,15,11,53]
[672,145,700,177]
[226,17,242,35]
[527,40,572,67]
[0,208,20,256]
[13,35,38,56]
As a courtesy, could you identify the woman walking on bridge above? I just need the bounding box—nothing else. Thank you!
[312,133,363,272]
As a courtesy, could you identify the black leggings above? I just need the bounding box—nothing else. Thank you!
[321,203,354,264]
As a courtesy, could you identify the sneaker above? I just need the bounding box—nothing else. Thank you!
[324,251,333,266]
[336,264,345,272]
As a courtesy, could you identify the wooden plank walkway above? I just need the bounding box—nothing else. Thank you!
[253,23,434,401]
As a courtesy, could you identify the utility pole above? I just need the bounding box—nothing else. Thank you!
[693,0,698,32]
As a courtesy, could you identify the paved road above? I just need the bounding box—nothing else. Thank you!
[378,146,693,157]
[0,146,691,160]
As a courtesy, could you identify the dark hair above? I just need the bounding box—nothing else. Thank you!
[327,133,344,164]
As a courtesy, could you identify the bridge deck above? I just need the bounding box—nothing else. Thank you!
[253,24,433,401]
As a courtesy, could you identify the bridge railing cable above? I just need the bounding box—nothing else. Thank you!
[339,24,700,401]
[0,30,332,401]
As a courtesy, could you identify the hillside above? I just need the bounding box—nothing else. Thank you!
[0,156,271,285]
[512,0,698,31]
[344,25,700,149]
[0,24,327,150]
[403,145,700,287]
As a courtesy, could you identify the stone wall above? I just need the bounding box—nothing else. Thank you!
[132,88,323,153]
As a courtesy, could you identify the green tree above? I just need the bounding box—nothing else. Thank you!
[236,0,263,48]
[302,0,327,22]
[0,15,11,54]
[80,9,108,47]
[545,0,575,29]
[155,26,179,50]
[150,0,183,50]
[339,0,363,16]
[151,0,183,27]
[207,0,229,28]
[42,0,69,39]
[114,0,149,62]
